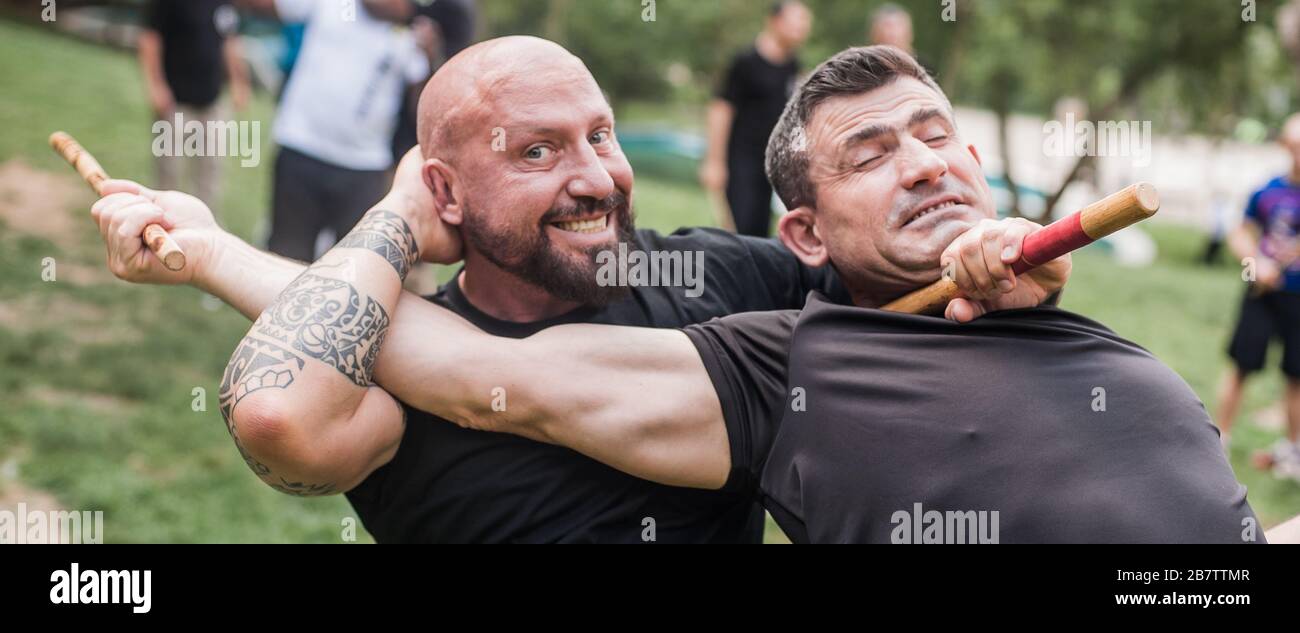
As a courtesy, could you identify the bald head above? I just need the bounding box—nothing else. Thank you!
[410,36,635,309]
[417,36,602,162]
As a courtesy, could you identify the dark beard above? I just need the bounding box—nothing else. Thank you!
[461,191,637,306]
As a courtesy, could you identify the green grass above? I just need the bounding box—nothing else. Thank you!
[1,17,1296,543]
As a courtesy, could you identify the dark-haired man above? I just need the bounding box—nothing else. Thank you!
[201,45,1258,543]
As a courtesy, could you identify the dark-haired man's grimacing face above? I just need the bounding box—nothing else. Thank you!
[429,50,636,304]
[789,76,995,298]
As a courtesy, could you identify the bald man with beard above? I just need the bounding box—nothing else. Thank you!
[88,38,1067,543]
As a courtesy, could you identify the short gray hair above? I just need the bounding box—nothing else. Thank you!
[765,45,947,210]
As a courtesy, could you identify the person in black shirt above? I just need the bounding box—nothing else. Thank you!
[280,46,1262,543]
[85,40,1065,543]
[139,0,250,216]
[701,1,811,237]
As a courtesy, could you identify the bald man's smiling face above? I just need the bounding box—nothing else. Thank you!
[432,55,637,304]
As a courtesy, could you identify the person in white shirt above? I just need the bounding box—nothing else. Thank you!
[238,0,432,260]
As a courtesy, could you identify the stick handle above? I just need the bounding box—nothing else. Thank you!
[881,182,1160,315]
[49,131,187,271]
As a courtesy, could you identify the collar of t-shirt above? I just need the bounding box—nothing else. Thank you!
[434,269,600,339]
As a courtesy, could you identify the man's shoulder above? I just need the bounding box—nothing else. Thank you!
[795,299,1131,347]
[684,307,801,363]
[728,46,762,69]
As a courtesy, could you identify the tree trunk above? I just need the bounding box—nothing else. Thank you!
[1031,60,1159,224]
[992,70,1021,218]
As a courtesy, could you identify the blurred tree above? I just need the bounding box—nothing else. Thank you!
[946,0,1288,221]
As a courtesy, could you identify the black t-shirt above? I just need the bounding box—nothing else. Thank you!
[717,46,799,171]
[683,293,1262,543]
[345,228,845,543]
[145,0,238,107]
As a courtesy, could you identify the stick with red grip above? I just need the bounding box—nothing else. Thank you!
[49,131,187,272]
[880,183,1160,314]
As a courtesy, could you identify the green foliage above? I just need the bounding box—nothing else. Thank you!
[478,0,1296,134]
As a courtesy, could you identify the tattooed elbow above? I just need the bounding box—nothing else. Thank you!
[236,406,342,497]
[233,399,294,451]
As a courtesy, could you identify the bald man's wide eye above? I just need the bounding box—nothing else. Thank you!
[590,130,610,144]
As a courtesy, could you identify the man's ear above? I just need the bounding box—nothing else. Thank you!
[777,206,830,268]
[425,159,463,226]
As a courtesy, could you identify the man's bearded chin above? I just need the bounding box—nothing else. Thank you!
[462,191,637,306]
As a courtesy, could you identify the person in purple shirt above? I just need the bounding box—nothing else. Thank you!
[1217,113,1300,482]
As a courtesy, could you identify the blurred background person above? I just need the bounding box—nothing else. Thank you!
[1216,113,1300,483]
[867,3,933,72]
[365,0,478,162]
[237,0,430,261]
[699,0,811,237]
[139,0,250,218]
[868,2,913,54]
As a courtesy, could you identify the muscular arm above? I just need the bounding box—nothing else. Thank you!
[379,303,733,489]
[92,179,733,497]
[218,208,418,495]
[195,227,730,494]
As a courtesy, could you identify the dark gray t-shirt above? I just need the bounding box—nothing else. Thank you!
[682,293,1262,543]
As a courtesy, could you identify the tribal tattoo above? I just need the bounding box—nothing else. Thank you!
[269,479,337,497]
[336,209,420,280]
[217,337,327,492]
[254,270,391,387]
[217,217,407,496]
[219,330,345,496]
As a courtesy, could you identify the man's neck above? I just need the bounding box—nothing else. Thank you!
[456,255,583,323]
[755,31,792,64]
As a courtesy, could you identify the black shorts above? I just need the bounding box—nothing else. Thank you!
[1227,289,1300,378]
[267,147,389,262]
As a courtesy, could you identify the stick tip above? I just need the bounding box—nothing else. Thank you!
[1133,182,1160,215]
[161,251,186,272]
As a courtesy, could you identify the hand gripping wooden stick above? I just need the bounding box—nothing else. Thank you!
[49,131,186,271]
[881,182,1160,314]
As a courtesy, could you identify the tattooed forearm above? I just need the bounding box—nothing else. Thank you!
[215,210,411,497]
[254,269,391,386]
[336,209,420,280]
[219,337,304,422]
[218,337,338,495]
